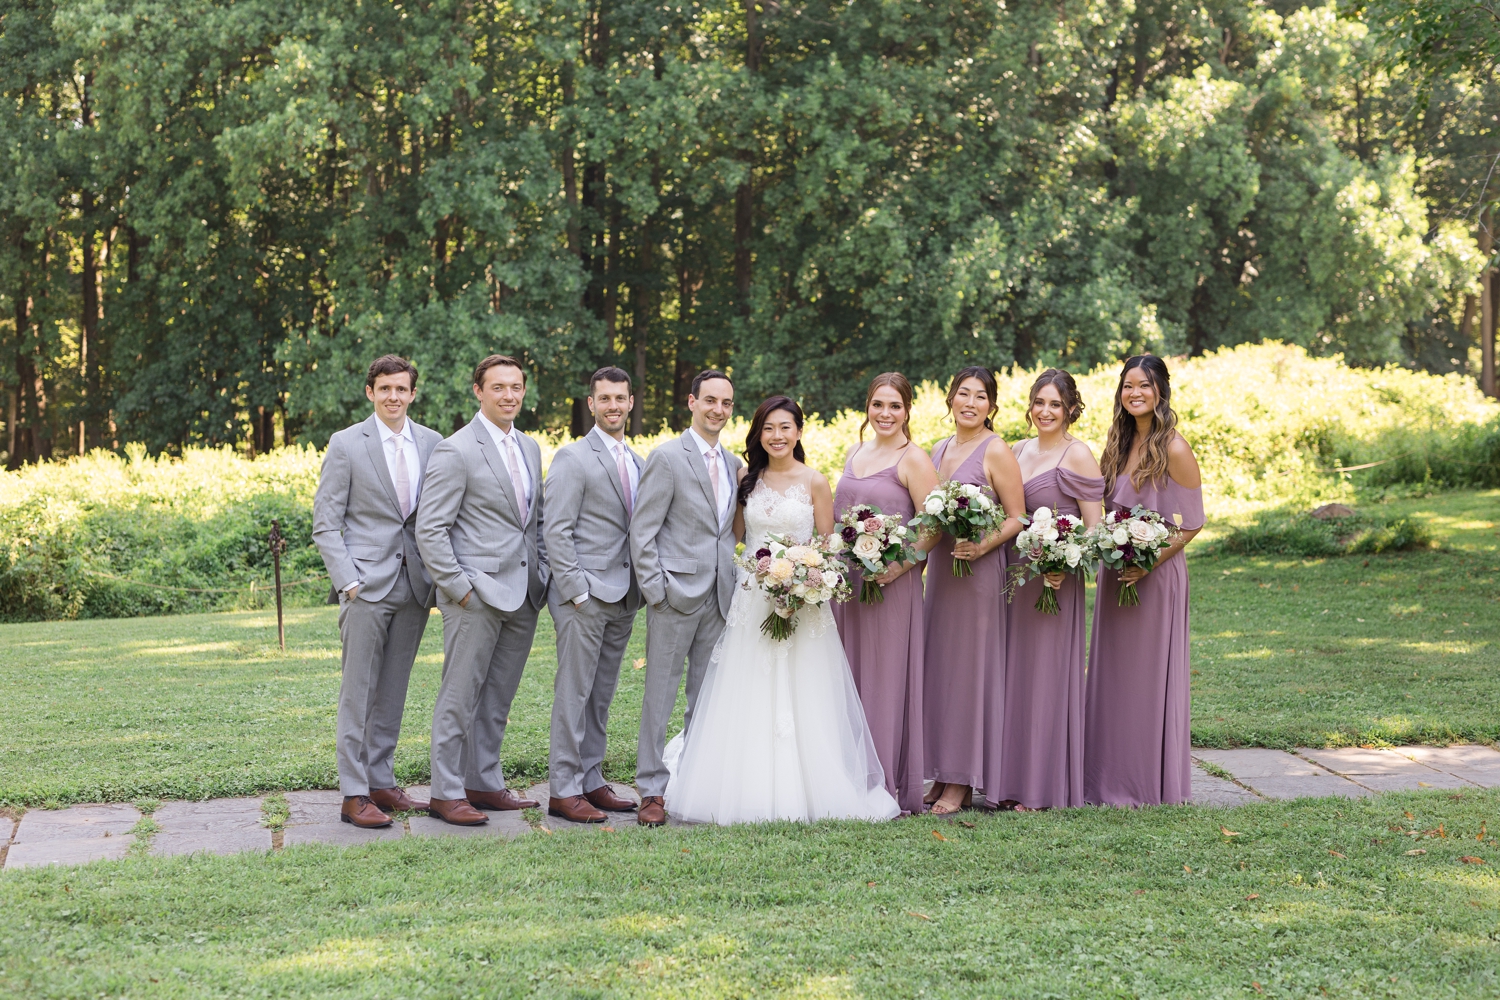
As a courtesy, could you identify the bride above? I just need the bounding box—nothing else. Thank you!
[665,396,900,824]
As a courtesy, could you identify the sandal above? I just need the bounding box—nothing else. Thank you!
[930,786,973,815]
[923,781,946,806]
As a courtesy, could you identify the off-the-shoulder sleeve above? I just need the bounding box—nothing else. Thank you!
[1163,480,1205,531]
[1057,469,1105,503]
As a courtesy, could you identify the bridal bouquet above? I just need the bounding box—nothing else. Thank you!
[1007,506,1092,615]
[1088,505,1176,606]
[838,505,920,604]
[739,533,851,640]
[910,481,1002,577]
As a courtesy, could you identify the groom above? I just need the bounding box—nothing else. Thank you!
[629,370,742,826]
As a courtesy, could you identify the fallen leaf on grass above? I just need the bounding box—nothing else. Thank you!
[1133,889,1146,895]
[907,911,931,921]
[1479,822,1488,841]
[537,826,553,836]
[600,826,616,833]
[1252,983,1263,994]
[1328,850,1345,858]
[867,881,877,887]
[632,658,646,670]
[1245,894,1260,900]
[1460,856,1485,864]
[1405,848,1426,856]
[1220,826,1242,837]
[681,848,691,854]
[959,820,976,828]
[1183,864,1192,872]
[931,830,949,842]
[1405,811,1414,820]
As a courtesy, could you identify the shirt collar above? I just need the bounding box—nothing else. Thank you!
[592,425,627,455]
[478,412,516,442]
[687,426,720,458]
[375,417,408,443]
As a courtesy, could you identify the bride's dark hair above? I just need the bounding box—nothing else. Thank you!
[737,395,806,506]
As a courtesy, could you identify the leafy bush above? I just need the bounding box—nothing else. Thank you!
[2,343,1495,620]
[1210,510,1433,558]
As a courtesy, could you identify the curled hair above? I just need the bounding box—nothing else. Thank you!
[859,372,914,442]
[1024,368,1084,429]
[945,366,998,431]
[1099,355,1178,493]
[737,396,806,507]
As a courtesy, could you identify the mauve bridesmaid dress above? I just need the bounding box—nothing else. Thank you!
[922,434,1006,795]
[992,441,1103,809]
[1083,475,1205,806]
[832,444,926,815]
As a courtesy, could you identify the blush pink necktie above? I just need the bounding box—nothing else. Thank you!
[391,435,411,519]
[504,435,529,524]
[705,448,721,523]
[616,443,633,516]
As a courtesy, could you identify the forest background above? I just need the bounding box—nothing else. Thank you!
[1,0,1498,460]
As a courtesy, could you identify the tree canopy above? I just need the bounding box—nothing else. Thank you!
[2,0,1497,458]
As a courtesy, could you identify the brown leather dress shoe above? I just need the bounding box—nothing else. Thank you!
[341,795,394,828]
[465,788,539,811]
[637,795,667,827]
[370,786,429,813]
[548,794,607,823]
[584,785,638,812]
[428,798,488,825]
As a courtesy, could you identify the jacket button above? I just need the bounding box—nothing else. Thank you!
[521,560,527,567]
[624,561,630,567]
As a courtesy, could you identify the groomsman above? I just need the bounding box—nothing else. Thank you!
[630,370,742,826]
[543,367,645,823]
[312,355,442,829]
[416,354,549,825]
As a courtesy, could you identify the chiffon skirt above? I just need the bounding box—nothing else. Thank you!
[665,583,900,825]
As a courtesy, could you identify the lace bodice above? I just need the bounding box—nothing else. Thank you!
[743,482,815,553]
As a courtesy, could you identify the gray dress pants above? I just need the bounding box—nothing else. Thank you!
[336,568,429,796]
[428,590,541,801]
[548,595,636,798]
[634,598,727,798]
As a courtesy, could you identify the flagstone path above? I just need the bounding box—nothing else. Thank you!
[4,746,1497,870]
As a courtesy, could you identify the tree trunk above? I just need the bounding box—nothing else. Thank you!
[733,2,758,319]
[1481,205,1495,398]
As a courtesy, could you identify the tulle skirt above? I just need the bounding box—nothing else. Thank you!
[665,585,900,825]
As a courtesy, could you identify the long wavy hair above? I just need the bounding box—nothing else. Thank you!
[737,396,806,506]
[1024,368,1084,429]
[858,372,914,441]
[945,366,998,431]
[1099,355,1178,493]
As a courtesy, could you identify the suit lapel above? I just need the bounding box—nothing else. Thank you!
[361,416,402,516]
[588,432,629,512]
[471,416,525,525]
[681,433,721,524]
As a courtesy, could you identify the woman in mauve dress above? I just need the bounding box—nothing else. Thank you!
[922,366,1025,815]
[993,369,1103,811]
[833,373,939,815]
[1084,355,1204,807]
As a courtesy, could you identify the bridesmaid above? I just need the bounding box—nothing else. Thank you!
[992,369,1103,811]
[833,373,939,815]
[1084,355,1204,807]
[922,366,1025,815]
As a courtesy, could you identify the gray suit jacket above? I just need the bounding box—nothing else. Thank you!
[544,431,644,610]
[629,431,743,617]
[313,414,443,606]
[415,415,549,613]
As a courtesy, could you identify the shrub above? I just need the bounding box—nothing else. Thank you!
[1210,510,1433,558]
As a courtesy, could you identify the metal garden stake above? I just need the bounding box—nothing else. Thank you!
[269,518,287,650]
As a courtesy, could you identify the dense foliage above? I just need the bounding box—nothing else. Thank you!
[1,0,1496,461]
[1,342,1494,620]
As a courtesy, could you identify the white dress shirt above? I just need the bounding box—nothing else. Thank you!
[376,417,421,515]
[476,411,534,508]
[687,426,734,527]
[567,427,641,605]
[591,425,640,500]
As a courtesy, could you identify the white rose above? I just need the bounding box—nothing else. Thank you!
[1015,530,1035,550]
[1155,522,1171,540]
[893,525,907,537]
[792,583,808,597]
[826,535,845,553]
[1042,527,1059,542]
[924,495,944,515]
[1112,526,1129,545]
[853,534,882,560]
[1128,521,1155,544]
[1034,506,1053,522]
[1064,543,1082,568]
[853,519,867,534]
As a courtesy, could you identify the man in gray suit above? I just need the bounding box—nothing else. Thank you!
[416,354,549,826]
[629,369,741,826]
[313,354,443,829]
[543,366,645,824]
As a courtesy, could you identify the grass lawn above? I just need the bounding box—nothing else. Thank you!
[2,791,1498,997]
[1,490,1494,808]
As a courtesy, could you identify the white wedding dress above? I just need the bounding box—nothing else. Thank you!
[664,482,900,825]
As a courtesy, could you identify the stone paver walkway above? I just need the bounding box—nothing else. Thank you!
[4,745,1497,870]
